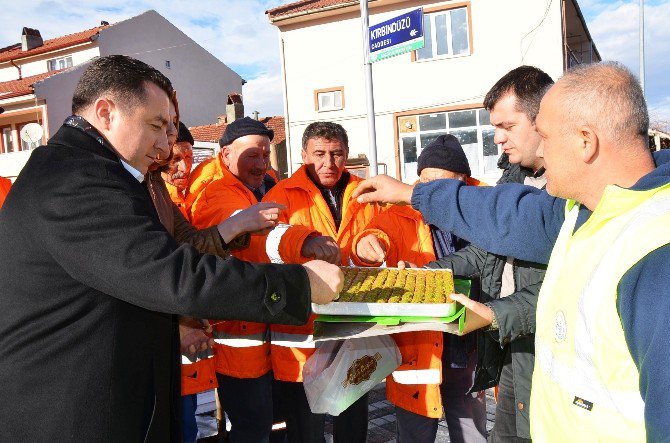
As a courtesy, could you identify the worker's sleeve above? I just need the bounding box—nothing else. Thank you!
[617,244,670,442]
[425,243,487,278]
[411,179,565,264]
[28,161,312,325]
[487,281,542,344]
[262,187,318,264]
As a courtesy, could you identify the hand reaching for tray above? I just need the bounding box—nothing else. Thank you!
[301,235,341,264]
[356,234,387,265]
[450,294,494,334]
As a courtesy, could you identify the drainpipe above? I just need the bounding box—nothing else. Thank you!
[10,59,22,79]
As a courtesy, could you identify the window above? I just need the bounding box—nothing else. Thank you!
[47,56,73,72]
[1,127,13,154]
[415,5,471,61]
[315,87,344,112]
[398,107,498,181]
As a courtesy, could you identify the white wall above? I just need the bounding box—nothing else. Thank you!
[98,10,243,127]
[278,0,564,181]
[0,45,99,82]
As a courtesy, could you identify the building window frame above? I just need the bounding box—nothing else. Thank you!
[0,125,13,154]
[394,104,498,182]
[412,2,473,62]
[46,55,73,72]
[314,86,345,112]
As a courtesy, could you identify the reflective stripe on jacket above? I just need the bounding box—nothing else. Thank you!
[190,166,273,378]
[352,205,444,418]
[531,184,670,441]
[263,165,382,382]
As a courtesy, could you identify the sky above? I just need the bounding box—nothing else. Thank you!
[0,0,668,124]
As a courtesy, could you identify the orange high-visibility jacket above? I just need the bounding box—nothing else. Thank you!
[190,166,286,378]
[0,177,11,208]
[180,347,218,396]
[187,153,225,220]
[262,165,383,382]
[351,205,444,418]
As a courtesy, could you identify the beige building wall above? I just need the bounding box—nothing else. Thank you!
[277,0,564,182]
[98,10,243,127]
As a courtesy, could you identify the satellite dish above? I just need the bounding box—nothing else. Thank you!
[20,123,44,144]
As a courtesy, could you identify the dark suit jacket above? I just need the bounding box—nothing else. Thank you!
[0,124,312,442]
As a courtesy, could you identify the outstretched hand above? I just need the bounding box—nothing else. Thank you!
[352,175,415,206]
[303,260,344,304]
[179,317,214,356]
[356,234,387,265]
[301,235,341,264]
[217,202,287,242]
[450,293,494,335]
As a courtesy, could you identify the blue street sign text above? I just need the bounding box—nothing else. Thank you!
[369,8,423,54]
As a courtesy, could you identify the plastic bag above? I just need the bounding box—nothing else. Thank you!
[303,335,401,416]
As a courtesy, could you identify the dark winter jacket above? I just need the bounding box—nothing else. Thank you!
[0,123,312,442]
[427,157,546,438]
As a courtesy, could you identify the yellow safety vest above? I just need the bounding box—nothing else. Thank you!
[531,182,670,442]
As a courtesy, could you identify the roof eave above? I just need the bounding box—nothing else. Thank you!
[267,1,360,26]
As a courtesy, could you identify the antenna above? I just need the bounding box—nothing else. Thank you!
[19,123,44,145]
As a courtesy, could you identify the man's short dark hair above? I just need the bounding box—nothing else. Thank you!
[484,66,554,122]
[72,55,173,114]
[301,121,348,150]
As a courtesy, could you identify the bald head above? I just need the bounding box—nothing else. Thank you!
[536,62,655,209]
[556,62,648,147]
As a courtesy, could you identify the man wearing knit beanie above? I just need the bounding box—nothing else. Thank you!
[188,116,275,218]
[417,134,472,181]
[352,135,487,443]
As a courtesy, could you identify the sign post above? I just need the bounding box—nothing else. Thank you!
[360,0,379,177]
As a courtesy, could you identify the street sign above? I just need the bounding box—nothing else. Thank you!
[369,8,424,63]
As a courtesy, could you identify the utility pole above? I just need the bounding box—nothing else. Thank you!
[639,0,645,96]
[360,0,379,177]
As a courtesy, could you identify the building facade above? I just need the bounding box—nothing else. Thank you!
[0,10,243,179]
[268,0,600,182]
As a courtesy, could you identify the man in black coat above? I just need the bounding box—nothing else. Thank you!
[0,55,342,442]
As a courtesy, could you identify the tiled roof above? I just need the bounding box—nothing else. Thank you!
[266,0,355,20]
[190,116,286,145]
[0,70,61,100]
[0,25,106,64]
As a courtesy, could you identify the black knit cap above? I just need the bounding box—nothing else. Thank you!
[219,116,274,147]
[176,122,194,145]
[417,134,471,176]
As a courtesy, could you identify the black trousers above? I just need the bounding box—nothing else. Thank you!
[276,380,369,443]
[488,352,532,443]
[217,372,273,443]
